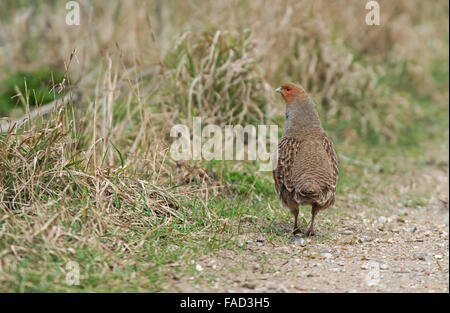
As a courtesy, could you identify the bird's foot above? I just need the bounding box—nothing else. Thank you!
[293,227,304,235]
[304,229,315,236]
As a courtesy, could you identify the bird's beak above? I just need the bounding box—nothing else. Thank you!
[275,87,282,93]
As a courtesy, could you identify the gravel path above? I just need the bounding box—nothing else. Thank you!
[166,162,449,293]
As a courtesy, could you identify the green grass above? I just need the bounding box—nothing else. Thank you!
[0,136,446,291]
[0,1,448,292]
[1,97,447,291]
[0,68,65,117]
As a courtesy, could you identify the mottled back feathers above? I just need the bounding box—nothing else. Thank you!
[273,83,338,210]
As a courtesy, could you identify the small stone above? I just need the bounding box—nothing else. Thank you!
[380,263,388,270]
[276,286,289,293]
[378,216,387,223]
[435,254,443,260]
[320,247,330,254]
[206,259,216,267]
[321,253,333,259]
[293,237,307,246]
[242,282,256,289]
[343,230,354,235]
[196,264,203,272]
[361,264,369,270]
[413,253,427,261]
[194,284,199,289]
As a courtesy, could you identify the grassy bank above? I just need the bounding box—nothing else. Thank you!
[0,0,448,291]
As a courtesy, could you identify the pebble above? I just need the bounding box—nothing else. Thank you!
[276,286,289,293]
[343,230,354,235]
[242,282,256,289]
[414,253,427,261]
[380,263,388,270]
[397,210,406,216]
[331,268,340,273]
[321,253,333,259]
[292,237,307,246]
[378,216,387,223]
[196,264,203,272]
[434,254,443,260]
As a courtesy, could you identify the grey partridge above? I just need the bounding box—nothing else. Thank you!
[273,83,338,235]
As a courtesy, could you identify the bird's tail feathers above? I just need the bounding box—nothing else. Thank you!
[298,181,321,197]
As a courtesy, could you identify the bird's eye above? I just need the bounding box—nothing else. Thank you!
[286,88,291,92]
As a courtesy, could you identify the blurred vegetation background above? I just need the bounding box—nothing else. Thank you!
[0,0,448,143]
[0,0,448,291]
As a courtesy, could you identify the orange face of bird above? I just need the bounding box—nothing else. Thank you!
[275,83,306,105]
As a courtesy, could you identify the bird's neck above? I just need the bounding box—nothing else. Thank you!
[284,97,322,137]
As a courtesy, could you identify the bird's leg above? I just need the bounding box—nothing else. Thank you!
[293,213,300,234]
[290,205,302,234]
[305,204,320,236]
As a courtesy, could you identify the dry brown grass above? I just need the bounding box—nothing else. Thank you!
[1,1,447,139]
